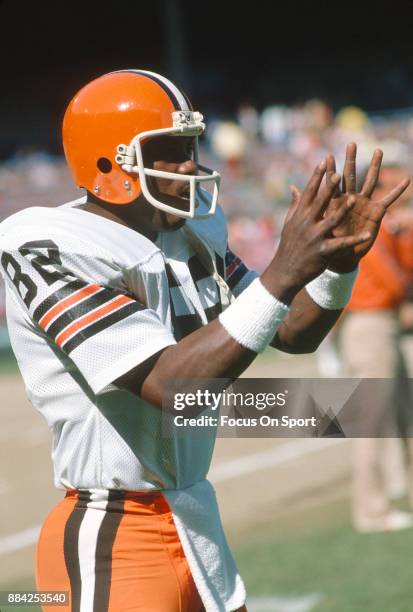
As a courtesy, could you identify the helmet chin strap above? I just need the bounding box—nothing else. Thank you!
[115,113,221,219]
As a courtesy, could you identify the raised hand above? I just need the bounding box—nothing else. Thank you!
[262,160,371,304]
[324,143,411,272]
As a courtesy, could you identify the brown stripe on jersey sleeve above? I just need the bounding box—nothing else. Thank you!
[45,288,123,340]
[33,279,88,323]
[61,300,144,355]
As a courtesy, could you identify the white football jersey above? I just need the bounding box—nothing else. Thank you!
[0,193,258,611]
[0,195,256,491]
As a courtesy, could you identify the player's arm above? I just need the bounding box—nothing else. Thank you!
[269,289,343,354]
[115,161,370,407]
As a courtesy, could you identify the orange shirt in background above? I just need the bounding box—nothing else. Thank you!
[396,225,413,272]
[347,223,413,312]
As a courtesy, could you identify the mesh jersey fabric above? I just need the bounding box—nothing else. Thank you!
[0,195,256,490]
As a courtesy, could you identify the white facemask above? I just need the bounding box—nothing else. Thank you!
[116,111,221,219]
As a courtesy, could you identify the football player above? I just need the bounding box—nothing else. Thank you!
[0,70,409,612]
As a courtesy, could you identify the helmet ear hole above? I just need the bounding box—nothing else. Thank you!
[97,157,112,173]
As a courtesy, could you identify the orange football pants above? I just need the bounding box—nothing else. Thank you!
[36,489,204,612]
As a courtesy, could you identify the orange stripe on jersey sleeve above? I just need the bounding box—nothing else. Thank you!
[55,294,133,348]
[39,284,102,329]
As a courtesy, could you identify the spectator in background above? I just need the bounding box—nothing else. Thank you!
[391,192,413,510]
[237,103,259,141]
[393,202,413,382]
[340,160,413,532]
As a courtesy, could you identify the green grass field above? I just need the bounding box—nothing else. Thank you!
[0,349,18,375]
[233,496,413,612]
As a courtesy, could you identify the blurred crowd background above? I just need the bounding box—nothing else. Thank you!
[3,101,413,266]
[2,100,413,328]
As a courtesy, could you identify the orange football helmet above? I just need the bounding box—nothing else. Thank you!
[62,70,220,218]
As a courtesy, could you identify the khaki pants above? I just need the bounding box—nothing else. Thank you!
[340,311,405,525]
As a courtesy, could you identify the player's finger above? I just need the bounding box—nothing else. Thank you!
[342,143,357,193]
[320,231,371,256]
[326,153,336,174]
[290,184,302,204]
[326,153,340,196]
[301,160,327,206]
[313,173,341,218]
[360,149,383,197]
[318,194,355,231]
[377,177,411,210]
[285,185,303,223]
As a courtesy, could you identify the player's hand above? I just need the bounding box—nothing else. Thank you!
[324,143,411,272]
[262,160,371,304]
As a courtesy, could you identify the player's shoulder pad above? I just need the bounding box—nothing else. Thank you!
[0,201,160,268]
[0,207,51,247]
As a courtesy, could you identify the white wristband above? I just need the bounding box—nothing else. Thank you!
[218,277,289,352]
[305,267,358,310]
